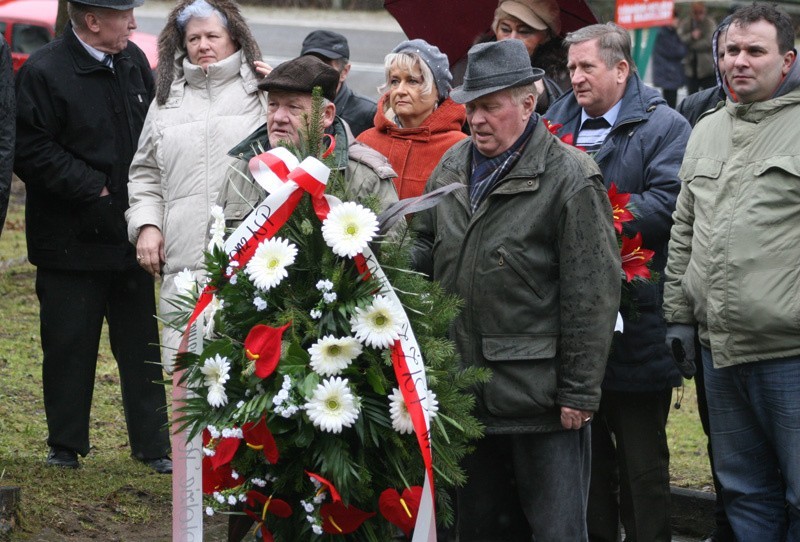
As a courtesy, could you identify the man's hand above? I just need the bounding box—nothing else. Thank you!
[560,406,594,430]
[665,323,696,378]
[136,225,165,277]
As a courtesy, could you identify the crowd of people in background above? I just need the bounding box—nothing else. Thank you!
[1,0,799,540]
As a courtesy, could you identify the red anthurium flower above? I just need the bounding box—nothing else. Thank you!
[242,416,279,464]
[608,183,635,234]
[320,501,376,535]
[306,471,342,503]
[244,322,290,379]
[204,432,240,470]
[620,233,655,282]
[379,486,423,538]
[543,119,563,135]
[202,456,237,494]
[244,490,292,542]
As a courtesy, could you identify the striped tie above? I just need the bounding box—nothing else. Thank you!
[102,54,113,70]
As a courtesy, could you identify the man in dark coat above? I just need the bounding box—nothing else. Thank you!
[300,30,377,137]
[547,22,691,542]
[0,34,12,238]
[14,0,171,472]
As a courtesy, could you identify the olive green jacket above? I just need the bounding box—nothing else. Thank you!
[664,87,800,367]
[412,119,621,433]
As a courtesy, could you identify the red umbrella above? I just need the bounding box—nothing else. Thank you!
[384,0,598,66]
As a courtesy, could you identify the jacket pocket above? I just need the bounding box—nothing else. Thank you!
[76,195,127,245]
[496,246,544,299]
[680,157,723,183]
[481,334,557,418]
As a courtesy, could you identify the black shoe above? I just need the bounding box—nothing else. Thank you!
[46,446,79,469]
[139,455,172,474]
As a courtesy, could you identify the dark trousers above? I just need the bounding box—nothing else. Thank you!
[588,389,673,542]
[687,75,717,96]
[661,89,678,109]
[457,429,591,541]
[36,266,170,458]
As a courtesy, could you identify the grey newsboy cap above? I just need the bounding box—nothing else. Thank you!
[258,55,339,102]
[69,0,144,10]
[450,40,544,104]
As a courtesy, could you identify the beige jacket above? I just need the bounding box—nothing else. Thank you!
[126,50,267,367]
[664,86,800,367]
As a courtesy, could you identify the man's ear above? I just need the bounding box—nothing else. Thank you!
[322,102,336,129]
[616,59,630,83]
[85,11,102,33]
[339,63,351,84]
[782,49,797,76]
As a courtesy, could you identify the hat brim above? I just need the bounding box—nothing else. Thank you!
[302,48,345,60]
[69,0,144,9]
[500,2,549,31]
[450,70,543,104]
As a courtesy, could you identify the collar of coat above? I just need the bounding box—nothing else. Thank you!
[64,23,133,75]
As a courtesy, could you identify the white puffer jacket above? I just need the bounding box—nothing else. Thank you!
[126,49,267,367]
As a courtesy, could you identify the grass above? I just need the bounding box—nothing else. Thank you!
[0,181,714,540]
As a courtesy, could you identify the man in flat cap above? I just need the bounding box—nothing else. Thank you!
[300,29,377,137]
[219,55,397,225]
[14,0,171,472]
[411,39,620,540]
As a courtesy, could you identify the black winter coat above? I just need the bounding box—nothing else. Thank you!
[652,26,687,90]
[14,25,153,270]
[0,35,13,237]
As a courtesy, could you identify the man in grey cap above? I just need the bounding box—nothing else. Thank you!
[300,29,377,137]
[14,0,171,472]
[411,39,620,541]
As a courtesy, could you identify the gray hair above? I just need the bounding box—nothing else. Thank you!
[380,52,436,98]
[509,82,538,103]
[564,22,637,74]
[176,0,228,32]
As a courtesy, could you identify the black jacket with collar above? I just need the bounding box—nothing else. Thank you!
[15,24,154,270]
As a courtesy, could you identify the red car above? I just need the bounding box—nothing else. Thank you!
[0,0,158,73]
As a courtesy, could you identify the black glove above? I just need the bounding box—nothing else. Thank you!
[665,324,696,378]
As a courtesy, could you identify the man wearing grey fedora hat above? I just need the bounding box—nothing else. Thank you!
[412,39,621,540]
[14,0,172,472]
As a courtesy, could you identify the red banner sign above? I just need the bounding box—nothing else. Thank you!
[616,0,674,29]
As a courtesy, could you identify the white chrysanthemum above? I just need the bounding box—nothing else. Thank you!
[321,201,379,258]
[349,295,404,349]
[308,335,363,376]
[388,387,439,435]
[245,237,298,291]
[304,377,359,433]
[208,205,226,250]
[200,354,230,388]
[206,383,228,408]
[174,268,197,296]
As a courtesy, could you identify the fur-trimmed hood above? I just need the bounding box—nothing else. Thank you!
[155,0,261,105]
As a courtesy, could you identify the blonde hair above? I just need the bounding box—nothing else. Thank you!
[379,52,435,98]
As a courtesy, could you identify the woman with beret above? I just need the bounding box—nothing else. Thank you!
[357,39,467,202]
[126,0,267,370]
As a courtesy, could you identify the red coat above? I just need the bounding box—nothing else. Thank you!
[357,95,467,200]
